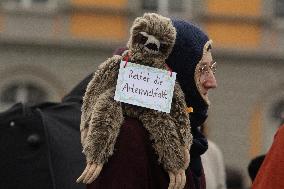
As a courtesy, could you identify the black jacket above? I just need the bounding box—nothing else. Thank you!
[0,74,92,189]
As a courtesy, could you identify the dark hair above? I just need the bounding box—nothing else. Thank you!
[247,155,266,181]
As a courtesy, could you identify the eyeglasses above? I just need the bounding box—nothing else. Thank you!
[198,61,217,75]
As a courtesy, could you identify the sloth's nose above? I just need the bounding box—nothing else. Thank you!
[145,43,158,51]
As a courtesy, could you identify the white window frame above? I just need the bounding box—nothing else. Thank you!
[0,82,47,105]
[275,0,284,18]
[0,72,62,112]
[273,0,284,30]
[142,0,187,16]
[1,0,57,10]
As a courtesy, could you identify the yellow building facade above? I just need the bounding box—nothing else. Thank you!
[204,0,262,48]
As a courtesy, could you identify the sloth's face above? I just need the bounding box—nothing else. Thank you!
[133,31,168,55]
[128,13,176,60]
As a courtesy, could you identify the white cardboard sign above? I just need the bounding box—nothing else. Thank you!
[114,61,176,113]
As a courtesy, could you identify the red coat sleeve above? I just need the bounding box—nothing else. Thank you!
[252,125,284,189]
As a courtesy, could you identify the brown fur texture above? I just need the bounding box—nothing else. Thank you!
[80,13,193,171]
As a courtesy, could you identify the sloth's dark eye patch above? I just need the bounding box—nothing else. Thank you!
[135,33,148,44]
[145,43,158,51]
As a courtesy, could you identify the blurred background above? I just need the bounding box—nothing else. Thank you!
[0,0,283,188]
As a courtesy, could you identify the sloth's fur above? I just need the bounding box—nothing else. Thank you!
[80,13,192,171]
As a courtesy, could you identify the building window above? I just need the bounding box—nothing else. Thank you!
[142,0,158,10]
[271,99,284,125]
[275,0,284,18]
[0,83,47,105]
[142,0,183,13]
[1,0,55,9]
[168,0,183,11]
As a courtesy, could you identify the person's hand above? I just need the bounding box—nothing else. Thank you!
[168,169,186,189]
[81,128,89,147]
[76,163,103,184]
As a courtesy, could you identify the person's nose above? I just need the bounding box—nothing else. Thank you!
[203,71,217,89]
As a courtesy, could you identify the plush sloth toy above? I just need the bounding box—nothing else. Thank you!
[77,13,193,185]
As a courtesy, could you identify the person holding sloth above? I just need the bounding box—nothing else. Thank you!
[77,13,217,189]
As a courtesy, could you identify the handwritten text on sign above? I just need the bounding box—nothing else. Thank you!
[114,61,176,113]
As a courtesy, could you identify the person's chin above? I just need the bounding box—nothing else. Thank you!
[202,89,208,96]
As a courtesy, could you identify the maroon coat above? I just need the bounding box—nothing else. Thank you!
[87,117,205,189]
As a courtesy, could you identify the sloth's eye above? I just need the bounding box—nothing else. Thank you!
[140,35,148,44]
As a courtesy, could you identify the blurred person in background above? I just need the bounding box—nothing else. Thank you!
[247,154,265,183]
[225,167,244,189]
[247,105,284,187]
[0,74,93,189]
[201,123,227,189]
[251,117,284,189]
